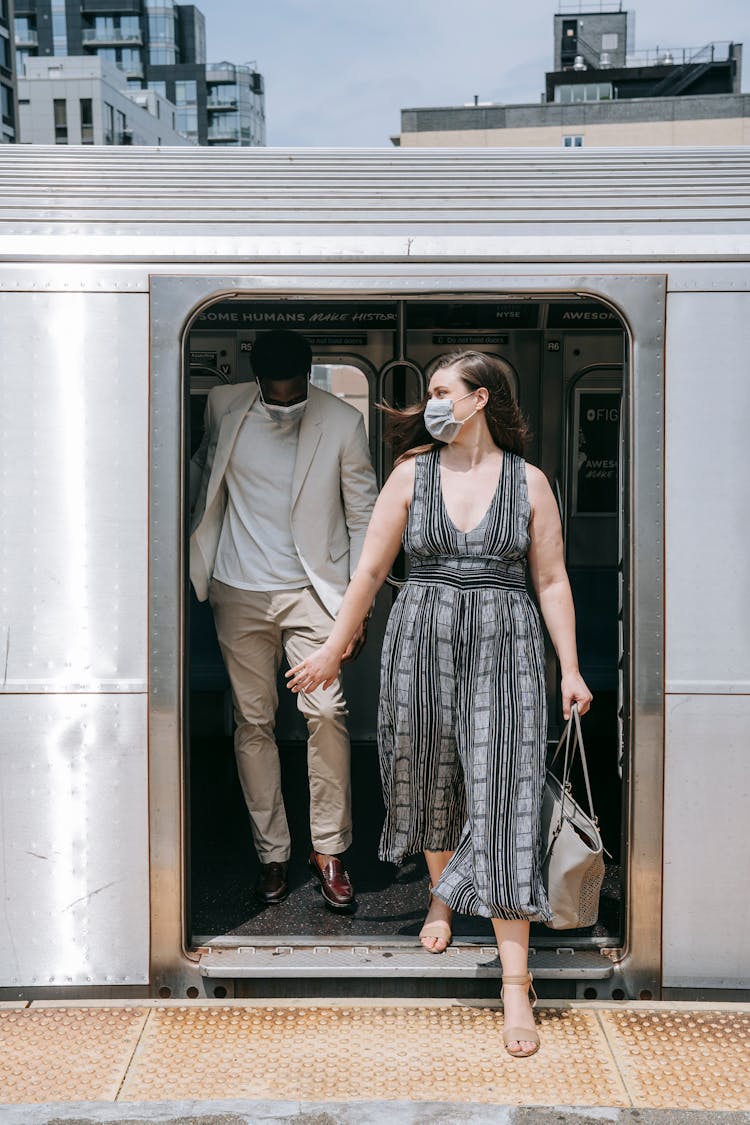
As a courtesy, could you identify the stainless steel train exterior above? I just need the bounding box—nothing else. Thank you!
[0,146,748,1002]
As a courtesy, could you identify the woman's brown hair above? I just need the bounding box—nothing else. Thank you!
[382,351,531,464]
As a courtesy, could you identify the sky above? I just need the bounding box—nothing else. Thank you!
[205,0,750,146]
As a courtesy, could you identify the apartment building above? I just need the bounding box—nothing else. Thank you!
[13,0,265,145]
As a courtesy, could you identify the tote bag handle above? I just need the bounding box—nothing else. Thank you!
[548,703,597,825]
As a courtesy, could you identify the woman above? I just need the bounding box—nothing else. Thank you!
[287,351,592,1058]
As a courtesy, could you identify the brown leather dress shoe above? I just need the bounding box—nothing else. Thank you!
[309,851,355,912]
[255,861,289,904]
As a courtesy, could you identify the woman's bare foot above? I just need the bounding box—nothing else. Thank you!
[419,893,452,954]
[501,980,538,1056]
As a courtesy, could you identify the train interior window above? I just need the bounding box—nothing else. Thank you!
[311,364,370,435]
[185,296,627,961]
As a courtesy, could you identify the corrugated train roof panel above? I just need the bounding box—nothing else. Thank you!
[1,146,749,260]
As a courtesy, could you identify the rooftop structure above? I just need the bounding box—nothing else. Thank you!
[396,5,745,149]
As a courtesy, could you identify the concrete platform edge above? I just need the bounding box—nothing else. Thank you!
[1,1099,749,1125]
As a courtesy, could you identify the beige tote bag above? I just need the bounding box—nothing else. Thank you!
[541,704,606,930]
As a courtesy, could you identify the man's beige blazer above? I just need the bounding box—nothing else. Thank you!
[189,381,378,617]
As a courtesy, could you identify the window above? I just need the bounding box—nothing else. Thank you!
[563,135,584,148]
[194,15,206,63]
[104,101,114,144]
[120,15,141,39]
[208,83,238,107]
[116,108,127,142]
[149,46,176,65]
[174,80,197,105]
[96,47,117,62]
[53,98,67,143]
[149,80,167,96]
[176,107,198,135]
[0,35,8,69]
[573,386,621,515]
[80,97,94,144]
[208,111,239,139]
[120,48,141,69]
[13,15,35,42]
[51,0,67,56]
[555,82,613,104]
[148,14,175,42]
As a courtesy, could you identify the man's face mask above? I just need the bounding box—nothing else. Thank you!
[258,381,308,428]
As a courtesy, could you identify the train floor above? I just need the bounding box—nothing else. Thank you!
[1,998,749,1119]
[189,732,622,946]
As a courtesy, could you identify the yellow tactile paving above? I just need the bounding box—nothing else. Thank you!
[600,1008,750,1112]
[0,1006,149,1105]
[2,1001,749,1109]
[118,1003,629,1107]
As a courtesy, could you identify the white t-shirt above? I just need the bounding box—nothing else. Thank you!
[213,402,309,591]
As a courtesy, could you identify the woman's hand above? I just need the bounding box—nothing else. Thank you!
[561,672,593,720]
[286,642,342,695]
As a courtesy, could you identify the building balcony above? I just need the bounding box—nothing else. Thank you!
[123,62,144,78]
[80,0,141,11]
[82,28,143,46]
[207,99,237,111]
[206,63,237,80]
[207,125,240,141]
[15,30,38,47]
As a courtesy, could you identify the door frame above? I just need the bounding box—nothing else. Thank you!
[148,269,665,999]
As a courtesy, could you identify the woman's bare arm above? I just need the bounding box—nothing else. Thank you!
[286,458,415,692]
[526,463,592,718]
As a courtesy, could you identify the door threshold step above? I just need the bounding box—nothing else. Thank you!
[194,933,615,950]
[198,945,614,979]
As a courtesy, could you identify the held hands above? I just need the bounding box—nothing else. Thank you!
[286,642,344,695]
[286,616,371,695]
[561,672,593,720]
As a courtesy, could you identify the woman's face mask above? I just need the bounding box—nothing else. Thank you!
[424,389,478,443]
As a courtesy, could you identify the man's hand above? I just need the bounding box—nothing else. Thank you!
[341,616,369,664]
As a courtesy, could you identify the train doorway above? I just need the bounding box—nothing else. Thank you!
[182,293,630,994]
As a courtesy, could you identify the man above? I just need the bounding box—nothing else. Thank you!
[189,329,377,910]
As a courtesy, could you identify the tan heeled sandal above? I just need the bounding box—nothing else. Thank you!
[500,972,540,1058]
[419,884,452,954]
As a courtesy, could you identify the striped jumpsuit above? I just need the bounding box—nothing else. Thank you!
[378,449,552,922]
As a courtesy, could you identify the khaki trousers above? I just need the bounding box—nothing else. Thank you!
[209,579,352,863]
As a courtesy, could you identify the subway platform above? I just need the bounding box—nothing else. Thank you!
[1,998,749,1124]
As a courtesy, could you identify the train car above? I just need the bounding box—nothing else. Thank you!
[0,146,748,1003]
